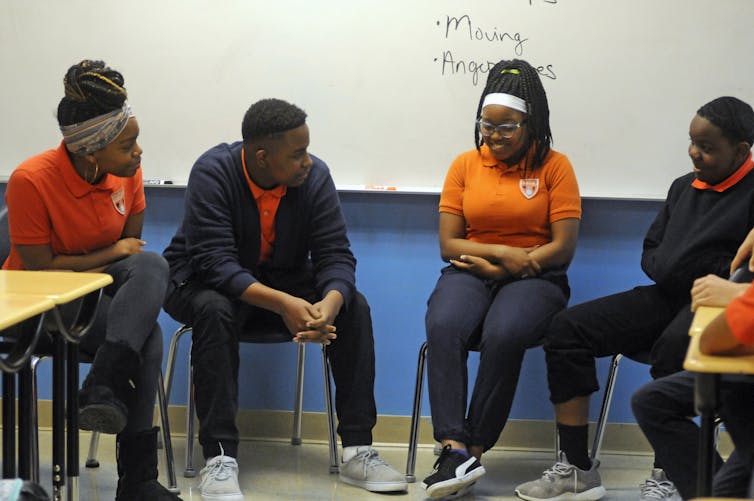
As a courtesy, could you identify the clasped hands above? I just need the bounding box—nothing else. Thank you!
[280,295,340,345]
[449,246,541,280]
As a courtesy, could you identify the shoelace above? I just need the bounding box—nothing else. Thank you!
[199,444,236,487]
[640,478,676,499]
[432,445,453,470]
[540,461,575,480]
[355,449,389,474]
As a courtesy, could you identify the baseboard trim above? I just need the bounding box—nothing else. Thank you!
[26,401,732,456]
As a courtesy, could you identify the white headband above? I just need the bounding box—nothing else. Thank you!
[482,93,528,114]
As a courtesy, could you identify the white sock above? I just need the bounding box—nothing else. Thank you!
[342,445,372,462]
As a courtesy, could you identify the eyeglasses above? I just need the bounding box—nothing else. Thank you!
[476,119,524,139]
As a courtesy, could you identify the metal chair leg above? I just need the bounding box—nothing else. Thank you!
[292,343,305,446]
[321,345,339,474]
[590,354,622,460]
[157,370,179,493]
[85,433,100,468]
[405,342,428,483]
[29,356,42,484]
[164,326,192,401]
[185,351,197,478]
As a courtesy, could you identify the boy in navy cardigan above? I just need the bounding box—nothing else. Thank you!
[163,98,406,500]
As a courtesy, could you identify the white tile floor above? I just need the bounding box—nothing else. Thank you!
[34,431,656,500]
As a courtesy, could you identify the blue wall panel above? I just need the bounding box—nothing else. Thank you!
[4,183,669,424]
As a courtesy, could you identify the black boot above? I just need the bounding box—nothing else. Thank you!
[116,427,182,501]
[79,341,140,434]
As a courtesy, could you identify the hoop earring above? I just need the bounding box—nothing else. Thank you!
[88,162,99,184]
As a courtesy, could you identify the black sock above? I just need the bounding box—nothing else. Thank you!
[557,423,591,470]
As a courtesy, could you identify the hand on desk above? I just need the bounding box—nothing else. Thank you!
[691,274,748,311]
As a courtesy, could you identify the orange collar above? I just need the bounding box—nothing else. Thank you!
[692,152,754,192]
[241,148,286,200]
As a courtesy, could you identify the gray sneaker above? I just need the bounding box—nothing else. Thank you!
[639,469,682,501]
[339,447,408,492]
[198,445,244,501]
[515,452,606,501]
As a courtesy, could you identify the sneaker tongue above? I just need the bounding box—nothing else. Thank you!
[650,468,666,480]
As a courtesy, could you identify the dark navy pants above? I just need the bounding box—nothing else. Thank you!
[632,370,754,499]
[164,279,377,459]
[425,266,568,451]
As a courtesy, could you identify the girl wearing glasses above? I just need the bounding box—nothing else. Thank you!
[421,58,581,498]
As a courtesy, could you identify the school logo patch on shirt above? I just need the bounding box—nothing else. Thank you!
[520,179,539,199]
[111,187,126,215]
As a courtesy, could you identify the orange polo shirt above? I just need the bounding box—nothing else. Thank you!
[3,141,146,270]
[726,282,754,346]
[241,149,286,264]
[439,145,581,247]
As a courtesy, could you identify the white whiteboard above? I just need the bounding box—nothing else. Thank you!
[1,0,753,198]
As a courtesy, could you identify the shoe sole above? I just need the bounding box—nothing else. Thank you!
[338,474,408,492]
[200,492,244,501]
[447,481,476,498]
[79,404,127,434]
[515,485,607,501]
[422,466,486,499]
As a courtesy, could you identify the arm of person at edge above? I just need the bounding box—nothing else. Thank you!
[698,308,754,356]
[440,212,579,280]
[690,274,749,311]
[14,211,146,273]
[730,226,754,274]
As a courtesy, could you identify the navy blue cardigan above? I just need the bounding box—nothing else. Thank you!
[163,141,356,305]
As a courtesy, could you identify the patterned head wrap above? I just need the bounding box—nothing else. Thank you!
[60,102,133,155]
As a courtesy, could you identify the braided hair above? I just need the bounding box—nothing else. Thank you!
[697,96,754,147]
[242,98,307,142]
[475,59,552,172]
[57,60,127,127]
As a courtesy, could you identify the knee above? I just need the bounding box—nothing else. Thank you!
[128,252,169,290]
[132,251,169,276]
[630,382,659,422]
[543,310,581,352]
[191,294,238,342]
[348,291,371,319]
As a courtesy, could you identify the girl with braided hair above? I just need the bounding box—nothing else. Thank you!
[421,59,581,498]
[3,60,181,500]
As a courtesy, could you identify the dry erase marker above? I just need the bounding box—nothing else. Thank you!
[143,179,174,185]
[365,185,397,191]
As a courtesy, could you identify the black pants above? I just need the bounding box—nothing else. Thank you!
[632,370,754,499]
[545,285,692,405]
[164,279,377,459]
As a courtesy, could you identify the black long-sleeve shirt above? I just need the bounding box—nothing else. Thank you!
[641,157,754,298]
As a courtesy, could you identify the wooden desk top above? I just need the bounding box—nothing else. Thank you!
[0,293,55,331]
[688,306,725,337]
[0,270,112,304]
[684,306,754,375]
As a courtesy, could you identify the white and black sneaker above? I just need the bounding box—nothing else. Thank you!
[421,445,486,499]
